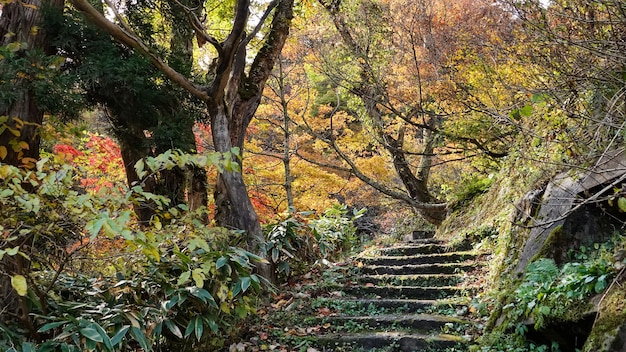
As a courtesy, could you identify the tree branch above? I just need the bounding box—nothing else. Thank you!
[68,0,209,102]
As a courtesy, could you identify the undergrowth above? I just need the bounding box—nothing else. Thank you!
[472,235,625,352]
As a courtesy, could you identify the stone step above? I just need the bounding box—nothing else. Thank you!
[360,262,478,275]
[357,274,464,287]
[341,285,472,300]
[325,313,468,332]
[376,243,452,256]
[317,331,466,351]
[314,297,467,313]
[358,252,478,266]
[404,238,443,245]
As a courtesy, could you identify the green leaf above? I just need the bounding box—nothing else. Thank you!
[165,320,183,339]
[6,42,22,52]
[538,306,550,315]
[86,216,106,240]
[617,197,626,212]
[186,287,217,307]
[103,218,121,238]
[249,274,261,290]
[6,246,19,256]
[240,277,251,293]
[36,341,57,352]
[11,274,27,296]
[21,342,36,352]
[130,326,150,351]
[110,326,129,346]
[192,268,205,288]
[232,280,242,297]
[184,319,194,338]
[91,322,113,351]
[177,271,191,286]
[595,278,607,293]
[216,256,229,269]
[193,316,203,341]
[206,319,219,333]
[38,321,69,332]
[235,304,248,318]
[135,159,146,179]
[151,321,163,338]
[519,104,533,117]
[531,93,546,103]
[80,326,103,342]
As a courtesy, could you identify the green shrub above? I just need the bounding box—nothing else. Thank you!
[310,204,366,260]
[0,151,267,351]
[263,204,367,281]
[263,211,316,279]
[474,244,617,351]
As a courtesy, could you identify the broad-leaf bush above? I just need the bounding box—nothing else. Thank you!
[263,212,315,279]
[263,205,367,281]
[310,204,366,260]
[0,150,267,351]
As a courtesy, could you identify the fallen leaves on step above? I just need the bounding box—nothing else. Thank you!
[285,325,322,336]
[316,307,334,317]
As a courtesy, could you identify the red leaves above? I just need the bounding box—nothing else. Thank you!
[53,144,83,162]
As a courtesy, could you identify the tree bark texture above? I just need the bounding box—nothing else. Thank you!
[0,0,64,166]
[0,0,64,336]
[212,0,294,243]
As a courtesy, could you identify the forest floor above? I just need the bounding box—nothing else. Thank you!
[229,237,491,352]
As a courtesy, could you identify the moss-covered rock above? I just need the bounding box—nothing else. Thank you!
[583,273,626,352]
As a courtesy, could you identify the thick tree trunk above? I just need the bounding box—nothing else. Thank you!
[0,0,64,337]
[118,129,158,223]
[211,0,293,281]
[211,105,263,239]
[389,128,446,225]
[0,0,63,166]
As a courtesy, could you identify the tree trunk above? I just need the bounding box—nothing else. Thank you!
[0,0,63,166]
[211,0,294,281]
[0,0,64,337]
[320,0,446,225]
[389,127,446,225]
[210,104,266,258]
[117,128,158,223]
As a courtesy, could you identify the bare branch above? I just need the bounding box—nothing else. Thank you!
[243,0,279,45]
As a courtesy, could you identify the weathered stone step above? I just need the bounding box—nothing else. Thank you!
[342,285,472,299]
[325,313,468,332]
[358,252,478,266]
[313,297,468,313]
[361,262,477,275]
[376,243,452,256]
[317,331,466,351]
[357,274,464,287]
[404,238,443,245]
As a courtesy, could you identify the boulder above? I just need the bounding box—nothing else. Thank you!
[515,149,626,274]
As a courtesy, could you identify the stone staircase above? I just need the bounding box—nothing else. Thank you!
[314,238,483,351]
